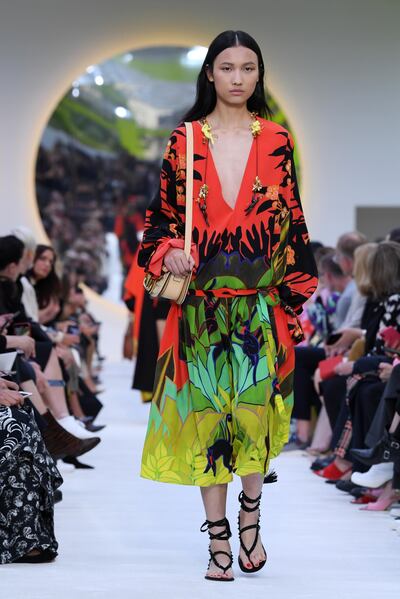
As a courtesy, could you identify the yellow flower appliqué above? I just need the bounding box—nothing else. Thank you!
[250,118,262,137]
[201,120,216,145]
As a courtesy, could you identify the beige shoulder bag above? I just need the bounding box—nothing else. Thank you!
[143,121,194,305]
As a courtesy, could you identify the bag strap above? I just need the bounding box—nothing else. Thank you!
[183,122,194,258]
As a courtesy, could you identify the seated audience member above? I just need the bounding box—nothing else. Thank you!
[0,235,101,457]
[350,362,400,506]
[314,242,400,507]
[27,245,104,431]
[317,243,379,436]
[11,226,39,321]
[0,373,62,564]
[286,232,367,450]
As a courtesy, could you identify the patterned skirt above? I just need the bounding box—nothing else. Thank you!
[141,292,295,486]
[0,403,63,564]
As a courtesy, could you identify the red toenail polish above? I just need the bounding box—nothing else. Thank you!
[247,563,252,568]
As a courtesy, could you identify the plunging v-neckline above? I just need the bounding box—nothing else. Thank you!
[208,136,255,212]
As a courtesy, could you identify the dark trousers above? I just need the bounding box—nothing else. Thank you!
[365,364,400,447]
[349,378,385,451]
[293,346,325,420]
[320,375,347,431]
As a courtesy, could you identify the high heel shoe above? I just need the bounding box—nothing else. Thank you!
[350,431,400,466]
[360,482,400,511]
[314,462,352,481]
[200,517,234,582]
[310,455,335,471]
[237,491,267,574]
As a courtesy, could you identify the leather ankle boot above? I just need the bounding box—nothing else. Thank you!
[350,430,400,467]
[41,411,100,460]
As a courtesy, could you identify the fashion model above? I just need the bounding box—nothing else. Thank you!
[138,30,318,581]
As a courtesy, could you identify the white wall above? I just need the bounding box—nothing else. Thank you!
[1,0,399,245]
[0,0,399,351]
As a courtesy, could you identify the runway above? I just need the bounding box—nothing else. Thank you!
[2,360,399,599]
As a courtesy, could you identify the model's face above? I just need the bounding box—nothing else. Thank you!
[34,250,54,280]
[207,45,260,107]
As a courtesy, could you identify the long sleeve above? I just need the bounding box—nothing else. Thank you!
[137,129,185,271]
[279,133,318,313]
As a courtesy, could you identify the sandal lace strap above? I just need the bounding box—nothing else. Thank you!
[238,492,263,564]
[200,517,232,540]
[238,522,260,558]
[208,549,233,573]
[238,490,261,512]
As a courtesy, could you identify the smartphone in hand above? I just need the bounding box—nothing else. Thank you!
[326,332,342,346]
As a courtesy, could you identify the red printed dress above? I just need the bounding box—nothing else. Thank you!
[138,118,318,486]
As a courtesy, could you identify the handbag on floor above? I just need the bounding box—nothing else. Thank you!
[143,122,194,305]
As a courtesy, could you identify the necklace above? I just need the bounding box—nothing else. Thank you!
[197,112,264,224]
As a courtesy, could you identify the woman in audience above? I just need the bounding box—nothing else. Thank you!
[28,245,104,430]
[0,375,62,564]
[316,243,379,446]
[0,236,101,456]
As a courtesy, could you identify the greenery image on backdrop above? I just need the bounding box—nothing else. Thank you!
[35,45,297,303]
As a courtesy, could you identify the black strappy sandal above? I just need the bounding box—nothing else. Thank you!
[237,490,267,573]
[200,517,234,582]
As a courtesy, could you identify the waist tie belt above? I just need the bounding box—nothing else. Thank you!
[188,287,281,305]
[186,287,304,344]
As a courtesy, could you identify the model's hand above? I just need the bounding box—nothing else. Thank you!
[164,248,194,276]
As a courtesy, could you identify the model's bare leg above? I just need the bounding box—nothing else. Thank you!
[239,473,266,568]
[200,484,233,579]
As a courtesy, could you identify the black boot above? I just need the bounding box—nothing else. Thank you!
[350,430,400,466]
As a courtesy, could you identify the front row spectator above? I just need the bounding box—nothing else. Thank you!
[0,231,106,564]
[0,376,62,564]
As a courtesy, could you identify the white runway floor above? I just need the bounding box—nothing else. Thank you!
[2,360,400,598]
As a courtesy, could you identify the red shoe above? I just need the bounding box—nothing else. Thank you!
[314,462,352,481]
[351,494,378,504]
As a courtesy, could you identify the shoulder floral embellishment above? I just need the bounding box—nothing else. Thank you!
[200,119,216,145]
[249,114,262,138]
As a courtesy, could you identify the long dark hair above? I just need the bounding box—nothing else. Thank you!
[28,244,61,309]
[182,30,272,122]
